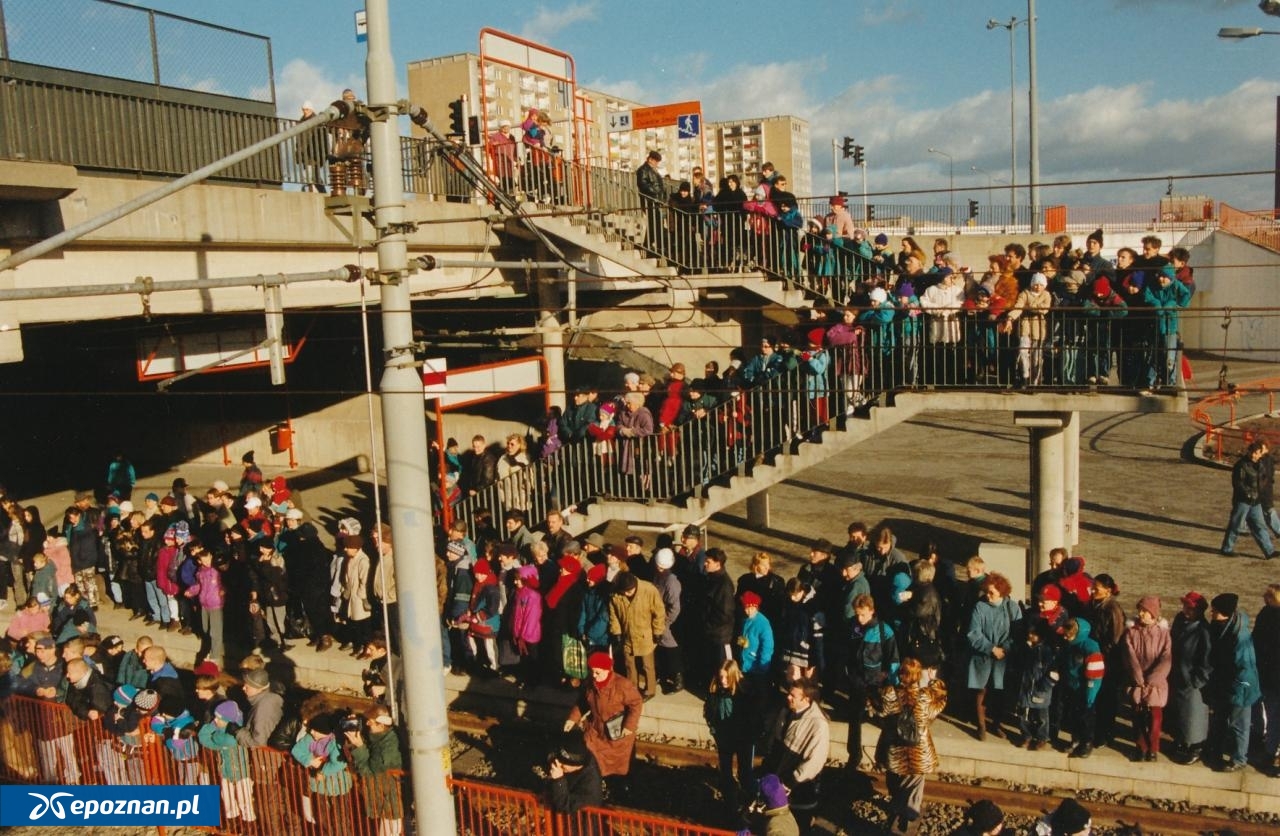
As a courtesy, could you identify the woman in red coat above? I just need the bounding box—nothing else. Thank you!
[564,652,644,797]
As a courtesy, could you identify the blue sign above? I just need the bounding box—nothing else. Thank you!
[677,114,700,139]
[0,785,221,827]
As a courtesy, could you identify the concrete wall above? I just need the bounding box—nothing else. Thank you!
[0,167,506,326]
[1186,231,1280,362]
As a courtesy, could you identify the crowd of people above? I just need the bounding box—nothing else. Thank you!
[1,421,1275,835]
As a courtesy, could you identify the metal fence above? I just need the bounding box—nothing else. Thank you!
[450,305,1176,529]
[0,695,732,836]
[1220,202,1280,254]
[0,0,274,102]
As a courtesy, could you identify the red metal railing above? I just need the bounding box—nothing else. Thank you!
[1220,203,1280,254]
[1189,377,1280,463]
[0,695,732,836]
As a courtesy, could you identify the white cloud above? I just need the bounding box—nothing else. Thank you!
[804,76,1280,208]
[861,0,919,27]
[520,2,598,43]
[273,58,365,118]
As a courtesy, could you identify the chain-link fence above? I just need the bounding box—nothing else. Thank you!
[0,0,273,102]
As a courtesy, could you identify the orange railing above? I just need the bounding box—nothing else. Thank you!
[1220,203,1280,254]
[0,695,732,836]
[1189,376,1280,463]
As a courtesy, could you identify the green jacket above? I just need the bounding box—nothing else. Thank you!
[351,728,404,819]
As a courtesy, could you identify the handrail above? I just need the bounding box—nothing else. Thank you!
[451,308,1176,530]
[1188,376,1280,463]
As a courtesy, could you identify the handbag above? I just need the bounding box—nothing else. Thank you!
[603,711,626,741]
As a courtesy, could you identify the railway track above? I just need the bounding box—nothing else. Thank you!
[448,708,1275,835]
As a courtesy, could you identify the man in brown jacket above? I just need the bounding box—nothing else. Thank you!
[608,572,666,699]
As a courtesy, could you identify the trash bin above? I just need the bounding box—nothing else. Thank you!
[269,423,292,454]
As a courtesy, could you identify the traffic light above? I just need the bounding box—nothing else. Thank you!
[852,144,865,167]
[467,115,481,146]
[968,199,979,220]
[448,98,465,136]
[867,204,876,222]
[841,136,856,159]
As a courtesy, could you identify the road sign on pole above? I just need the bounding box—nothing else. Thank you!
[354,10,367,42]
[677,113,700,139]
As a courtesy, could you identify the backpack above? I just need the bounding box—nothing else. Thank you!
[894,705,921,746]
[165,551,181,585]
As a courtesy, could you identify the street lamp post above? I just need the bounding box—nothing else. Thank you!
[1216,27,1280,217]
[928,147,954,228]
[988,15,1027,228]
[1027,0,1041,233]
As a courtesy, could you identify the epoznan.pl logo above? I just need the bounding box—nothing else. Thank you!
[0,785,220,827]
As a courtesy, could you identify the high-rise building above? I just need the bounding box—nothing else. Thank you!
[406,52,811,195]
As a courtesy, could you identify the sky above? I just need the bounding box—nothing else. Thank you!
[105,0,1280,209]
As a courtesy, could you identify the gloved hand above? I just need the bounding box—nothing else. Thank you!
[224,722,242,736]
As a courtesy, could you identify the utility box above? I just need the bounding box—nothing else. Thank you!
[978,542,1029,603]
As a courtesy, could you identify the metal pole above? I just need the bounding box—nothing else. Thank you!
[862,160,868,219]
[0,109,339,273]
[0,267,357,302]
[1027,0,1041,233]
[832,138,839,195]
[948,158,954,229]
[1008,21,1017,228]
[364,2,455,834]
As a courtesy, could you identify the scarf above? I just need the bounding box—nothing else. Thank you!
[545,556,582,610]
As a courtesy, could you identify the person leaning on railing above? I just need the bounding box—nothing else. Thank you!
[347,707,405,836]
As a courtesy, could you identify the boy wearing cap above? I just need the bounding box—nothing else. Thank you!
[651,547,684,694]
[1081,276,1127,385]
[1003,272,1053,388]
[18,635,80,783]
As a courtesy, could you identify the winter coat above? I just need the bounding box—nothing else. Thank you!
[1231,455,1265,505]
[578,586,612,649]
[609,579,666,657]
[116,650,150,689]
[248,554,289,607]
[870,679,947,776]
[1006,288,1052,341]
[185,564,225,610]
[653,569,682,648]
[920,280,966,343]
[511,585,543,648]
[1063,618,1105,708]
[1122,618,1172,708]
[566,673,644,776]
[772,699,829,800]
[351,728,404,819]
[45,537,74,589]
[1168,613,1212,744]
[1254,604,1280,694]
[1014,639,1059,710]
[65,668,114,720]
[848,615,899,689]
[777,601,818,670]
[198,723,252,782]
[966,596,1021,690]
[547,752,604,814]
[1141,279,1191,335]
[67,518,100,572]
[342,549,372,621]
[291,733,352,796]
[703,569,736,646]
[155,546,181,596]
[1206,611,1261,709]
[738,611,775,675]
[1088,597,1127,658]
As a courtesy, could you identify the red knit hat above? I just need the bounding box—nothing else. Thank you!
[1092,277,1112,297]
[741,591,762,608]
[586,564,608,584]
[1039,584,1061,603]
[588,652,613,671]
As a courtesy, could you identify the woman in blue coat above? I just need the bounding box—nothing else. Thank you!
[966,572,1021,740]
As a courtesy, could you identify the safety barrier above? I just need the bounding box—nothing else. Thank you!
[451,306,1180,532]
[0,696,730,836]
[449,777,738,836]
[1189,376,1280,463]
[1220,203,1280,255]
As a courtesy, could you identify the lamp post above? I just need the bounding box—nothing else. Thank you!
[1027,0,1040,233]
[1217,28,1280,218]
[988,15,1027,228]
[928,146,954,228]
[971,164,994,210]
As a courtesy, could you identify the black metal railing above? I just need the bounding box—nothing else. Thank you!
[447,307,1178,528]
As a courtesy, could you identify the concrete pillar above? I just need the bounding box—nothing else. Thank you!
[747,489,771,528]
[536,248,567,412]
[1015,411,1068,579]
[1063,411,1080,546]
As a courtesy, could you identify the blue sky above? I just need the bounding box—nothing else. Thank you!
[115,0,1279,208]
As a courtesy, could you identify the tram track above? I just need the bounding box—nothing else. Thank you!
[448,707,1276,835]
